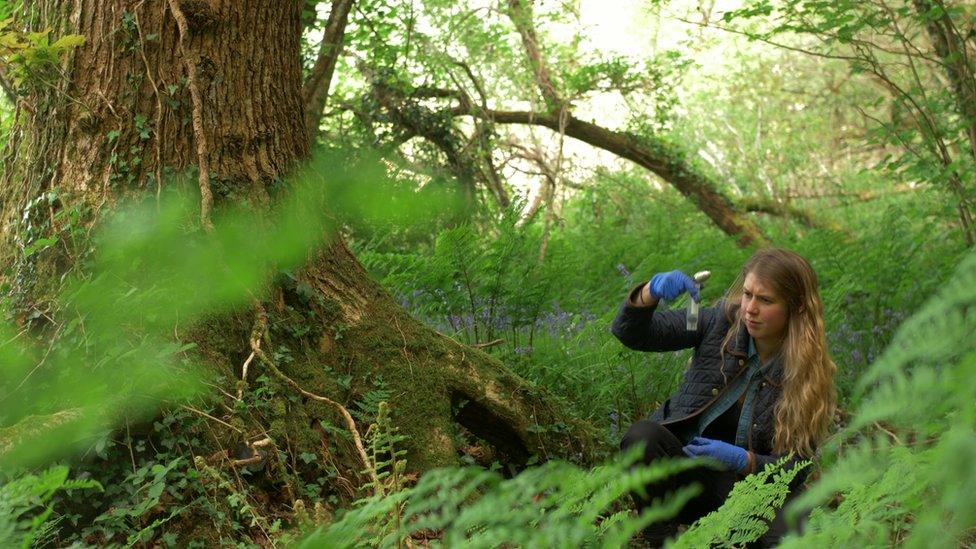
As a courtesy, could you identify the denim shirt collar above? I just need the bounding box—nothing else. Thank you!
[729,324,784,386]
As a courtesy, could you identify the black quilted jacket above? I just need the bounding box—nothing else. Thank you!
[611,285,810,483]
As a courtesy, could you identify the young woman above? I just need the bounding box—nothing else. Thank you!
[612,248,836,546]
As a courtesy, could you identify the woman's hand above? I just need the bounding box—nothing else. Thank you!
[649,271,701,302]
[682,437,748,472]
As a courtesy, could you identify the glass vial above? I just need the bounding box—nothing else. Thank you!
[686,270,711,331]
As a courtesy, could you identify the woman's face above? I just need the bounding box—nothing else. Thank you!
[740,272,790,345]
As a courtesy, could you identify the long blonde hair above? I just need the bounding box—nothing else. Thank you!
[721,248,836,457]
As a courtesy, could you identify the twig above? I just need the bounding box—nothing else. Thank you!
[134,3,165,202]
[873,421,904,445]
[670,14,862,62]
[125,420,137,474]
[393,314,412,375]
[471,338,505,349]
[167,0,214,232]
[180,404,243,434]
[237,350,256,400]
[231,436,275,466]
[230,455,264,467]
[202,381,239,402]
[4,323,64,399]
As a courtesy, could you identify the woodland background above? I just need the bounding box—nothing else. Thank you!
[0,0,973,547]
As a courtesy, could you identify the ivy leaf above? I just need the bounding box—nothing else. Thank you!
[23,236,58,258]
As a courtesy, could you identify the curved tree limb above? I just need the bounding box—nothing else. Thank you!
[462,108,769,247]
[450,58,511,208]
[370,83,479,209]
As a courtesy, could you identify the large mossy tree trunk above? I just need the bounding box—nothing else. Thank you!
[0,0,602,539]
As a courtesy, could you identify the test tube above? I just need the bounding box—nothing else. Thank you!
[686,270,711,331]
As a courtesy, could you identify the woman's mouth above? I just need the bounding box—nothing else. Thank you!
[746,319,761,328]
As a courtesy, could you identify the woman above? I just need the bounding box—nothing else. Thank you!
[612,248,836,546]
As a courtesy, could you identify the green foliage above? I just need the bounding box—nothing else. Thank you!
[0,151,456,468]
[0,1,970,545]
[719,0,976,243]
[298,450,701,548]
[48,405,284,547]
[0,465,101,548]
[0,17,85,92]
[364,401,409,497]
[780,249,976,547]
[356,171,741,433]
[0,150,458,544]
[671,457,808,548]
[359,203,557,348]
[90,457,196,546]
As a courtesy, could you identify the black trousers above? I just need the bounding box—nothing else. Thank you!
[620,420,793,546]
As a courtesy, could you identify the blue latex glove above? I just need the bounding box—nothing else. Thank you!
[649,270,700,302]
[682,437,748,472]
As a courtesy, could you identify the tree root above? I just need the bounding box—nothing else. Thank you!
[248,299,380,493]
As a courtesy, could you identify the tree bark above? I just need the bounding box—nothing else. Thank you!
[0,0,601,541]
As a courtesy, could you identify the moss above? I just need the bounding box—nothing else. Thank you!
[12,243,604,545]
[268,419,287,438]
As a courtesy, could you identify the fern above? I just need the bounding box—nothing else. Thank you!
[364,401,410,497]
[780,250,976,547]
[670,457,808,548]
[0,466,101,548]
[297,449,702,548]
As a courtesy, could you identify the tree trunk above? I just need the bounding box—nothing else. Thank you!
[0,0,601,541]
